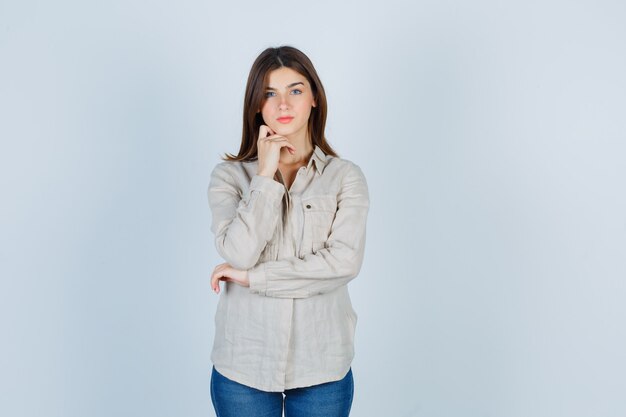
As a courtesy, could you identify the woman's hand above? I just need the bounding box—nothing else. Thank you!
[257,125,296,177]
[211,263,249,294]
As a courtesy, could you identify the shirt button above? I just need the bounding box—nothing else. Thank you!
[306,204,311,209]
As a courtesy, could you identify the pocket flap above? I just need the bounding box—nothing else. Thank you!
[302,195,337,212]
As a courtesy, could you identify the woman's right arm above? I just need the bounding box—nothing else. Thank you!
[208,163,285,270]
[209,125,295,269]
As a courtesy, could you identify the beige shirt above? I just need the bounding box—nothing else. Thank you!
[207,144,369,392]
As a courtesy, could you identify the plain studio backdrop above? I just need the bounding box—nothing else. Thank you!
[1,0,625,416]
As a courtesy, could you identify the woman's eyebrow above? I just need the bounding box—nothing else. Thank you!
[266,82,305,90]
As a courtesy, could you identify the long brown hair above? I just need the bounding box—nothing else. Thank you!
[223,45,339,161]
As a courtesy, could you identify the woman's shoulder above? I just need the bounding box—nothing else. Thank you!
[211,158,258,176]
[209,159,260,192]
[212,158,256,169]
[322,155,369,203]
[324,154,367,180]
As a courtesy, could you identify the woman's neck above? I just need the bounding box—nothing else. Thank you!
[280,133,314,167]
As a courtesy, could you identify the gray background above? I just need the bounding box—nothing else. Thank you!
[1,0,625,416]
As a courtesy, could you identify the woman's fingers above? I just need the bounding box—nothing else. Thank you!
[262,135,296,153]
[211,263,244,294]
[256,130,297,176]
[258,125,274,139]
[257,125,296,153]
[211,264,229,294]
[212,265,246,290]
[211,269,221,293]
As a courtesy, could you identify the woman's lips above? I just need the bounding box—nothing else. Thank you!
[277,117,294,124]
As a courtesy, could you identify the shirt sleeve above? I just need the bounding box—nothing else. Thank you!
[208,163,285,270]
[247,162,370,299]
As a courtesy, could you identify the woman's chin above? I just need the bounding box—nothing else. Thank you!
[273,127,292,137]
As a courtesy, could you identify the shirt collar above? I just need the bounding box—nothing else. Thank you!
[306,144,328,175]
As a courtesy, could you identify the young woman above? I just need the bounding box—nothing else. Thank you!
[207,45,369,417]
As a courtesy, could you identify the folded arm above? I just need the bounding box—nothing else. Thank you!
[247,163,370,298]
[208,163,285,270]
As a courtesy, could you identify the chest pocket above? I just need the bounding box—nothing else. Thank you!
[301,195,337,254]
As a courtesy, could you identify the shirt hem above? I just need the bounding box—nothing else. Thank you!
[211,362,353,392]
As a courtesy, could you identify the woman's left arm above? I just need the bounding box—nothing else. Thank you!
[246,162,370,299]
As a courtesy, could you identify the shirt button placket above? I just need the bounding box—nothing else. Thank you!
[279,298,295,389]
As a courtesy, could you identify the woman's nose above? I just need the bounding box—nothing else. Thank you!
[278,95,289,109]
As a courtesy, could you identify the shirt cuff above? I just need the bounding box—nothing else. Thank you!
[248,263,267,296]
[249,174,285,198]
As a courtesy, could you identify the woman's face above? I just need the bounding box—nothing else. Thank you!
[260,66,316,142]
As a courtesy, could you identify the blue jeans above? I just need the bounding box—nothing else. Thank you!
[210,366,354,417]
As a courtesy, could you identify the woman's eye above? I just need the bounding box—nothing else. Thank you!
[291,89,302,95]
[264,91,276,98]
